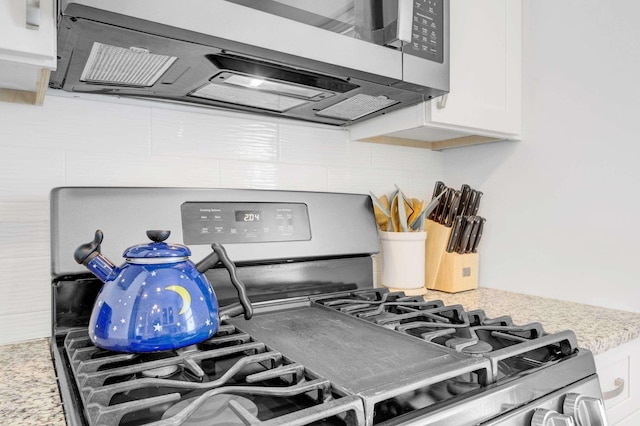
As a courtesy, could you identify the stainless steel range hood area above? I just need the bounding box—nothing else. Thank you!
[50,1,449,126]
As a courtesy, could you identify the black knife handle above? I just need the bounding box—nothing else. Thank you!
[458,184,471,216]
[457,216,476,254]
[445,190,461,227]
[472,191,483,215]
[447,216,464,252]
[429,181,446,220]
[436,188,451,224]
[471,217,486,253]
[467,217,482,253]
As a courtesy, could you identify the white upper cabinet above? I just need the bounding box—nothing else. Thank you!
[350,0,522,150]
[0,0,57,105]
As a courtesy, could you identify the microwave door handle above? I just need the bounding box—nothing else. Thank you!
[355,0,376,43]
[397,0,413,43]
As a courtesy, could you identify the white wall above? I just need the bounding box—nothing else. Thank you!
[443,0,640,312]
[0,93,443,345]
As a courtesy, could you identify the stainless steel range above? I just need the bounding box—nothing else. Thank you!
[50,187,607,426]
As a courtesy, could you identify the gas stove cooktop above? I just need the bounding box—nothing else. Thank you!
[50,188,606,426]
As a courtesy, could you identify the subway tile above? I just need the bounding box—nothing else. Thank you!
[219,159,328,191]
[151,108,278,161]
[0,257,50,317]
[0,201,50,259]
[65,151,219,187]
[371,143,443,171]
[0,310,51,345]
[328,167,411,196]
[0,94,151,154]
[279,123,371,167]
[0,146,65,201]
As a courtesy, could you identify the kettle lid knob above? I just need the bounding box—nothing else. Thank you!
[146,230,171,242]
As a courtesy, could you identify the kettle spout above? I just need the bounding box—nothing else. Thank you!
[74,230,117,282]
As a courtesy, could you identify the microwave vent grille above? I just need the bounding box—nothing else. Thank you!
[80,42,177,87]
[316,94,398,121]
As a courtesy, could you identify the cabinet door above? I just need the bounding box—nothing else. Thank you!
[430,0,521,136]
[0,0,56,67]
[595,339,640,424]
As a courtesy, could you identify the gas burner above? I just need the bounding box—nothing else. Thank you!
[140,365,180,378]
[446,338,493,355]
[162,394,259,425]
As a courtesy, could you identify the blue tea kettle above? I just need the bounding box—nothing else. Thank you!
[74,230,253,353]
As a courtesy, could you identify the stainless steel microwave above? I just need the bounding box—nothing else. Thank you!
[51,0,449,126]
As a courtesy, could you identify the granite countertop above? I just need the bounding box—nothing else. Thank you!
[426,288,640,355]
[2,288,640,425]
[0,338,65,426]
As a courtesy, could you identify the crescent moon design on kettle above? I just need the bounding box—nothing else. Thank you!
[164,285,191,315]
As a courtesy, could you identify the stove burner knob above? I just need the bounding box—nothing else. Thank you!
[531,408,576,426]
[563,393,608,426]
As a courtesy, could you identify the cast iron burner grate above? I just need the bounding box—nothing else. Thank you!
[314,289,579,382]
[63,325,365,425]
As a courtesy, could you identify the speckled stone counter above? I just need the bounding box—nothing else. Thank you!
[2,288,640,424]
[0,338,65,426]
[425,288,640,355]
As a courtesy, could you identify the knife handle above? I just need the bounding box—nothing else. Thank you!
[456,216,476,254]
[471,217,486,253]
[458,184,471,216]
[445,190,461,227]
[435,187,451,224]
[429,181,446,220]
[467,217,482,253]
[447,216,464,252]
[472,191,483,215]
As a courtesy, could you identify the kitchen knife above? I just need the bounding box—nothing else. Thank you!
[466,216,482,253]
[435,188,450,224]
[429,181,446,220]
[471,191,483,215]
[458,184,471,215]
[444,190,461,227]
[471,217,486,253]
[463,190,477,216]
[431,181,446,199]
[446,215,464,252]
[456,216,476,254]
[433,187,450,224]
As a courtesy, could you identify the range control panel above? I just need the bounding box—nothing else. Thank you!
[181,202,311,244]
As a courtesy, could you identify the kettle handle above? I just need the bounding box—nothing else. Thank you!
[74,230,103,265]
[196,244,253,320]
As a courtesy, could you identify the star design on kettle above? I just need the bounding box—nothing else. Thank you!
[151,271,157,277]
[153,323,162,332]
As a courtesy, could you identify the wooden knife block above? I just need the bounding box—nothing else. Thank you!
[425,220,479,293]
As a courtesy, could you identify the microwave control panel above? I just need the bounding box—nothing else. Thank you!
[406,0,444,63]
[181,201,311,244]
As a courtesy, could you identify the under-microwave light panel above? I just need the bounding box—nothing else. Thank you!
[189,82,309,112]
[80,42,177,87]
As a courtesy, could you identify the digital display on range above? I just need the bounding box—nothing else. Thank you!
[235,210,261,222]
[181,201,311,244]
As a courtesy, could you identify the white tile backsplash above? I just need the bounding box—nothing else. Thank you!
[0,92,444,345]
[219,159,329,191]
[0,96,152,154]
[151,108,279,161]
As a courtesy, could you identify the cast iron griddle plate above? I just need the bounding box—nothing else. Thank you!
[229,302,489,395]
